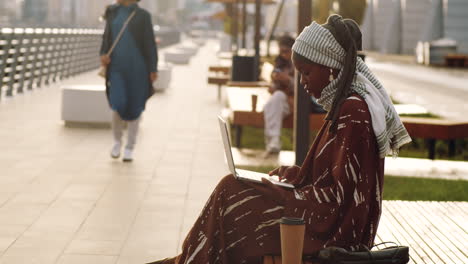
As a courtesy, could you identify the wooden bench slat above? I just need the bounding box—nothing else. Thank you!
[382,203,437,264]
[207,76,229,85]
[378,212,422,264]
[386,202,450,263]
[400,117,468,140]
[389,202,451,263]
[227,81,270,87]
[411,202,468,262]
[380,205,427,264]
[208,65,230,74]
[440,202,468,232]
[396,201,464,263]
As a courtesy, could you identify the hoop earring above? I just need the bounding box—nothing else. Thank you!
[329,68,334,82]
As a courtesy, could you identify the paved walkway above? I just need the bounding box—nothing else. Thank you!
[0,40,228,263]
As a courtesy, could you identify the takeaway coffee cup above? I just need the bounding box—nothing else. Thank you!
[280,217,305,264]
[251,94,258,112]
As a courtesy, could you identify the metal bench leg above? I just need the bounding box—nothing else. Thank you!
[217,84,222,101]
[427,139,436,160]
[235,125,243,148]
[448,140,456,157]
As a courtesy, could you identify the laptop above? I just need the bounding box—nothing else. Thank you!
[218,116,295,189]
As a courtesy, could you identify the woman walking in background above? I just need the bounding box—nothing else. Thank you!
[100,0,158,162]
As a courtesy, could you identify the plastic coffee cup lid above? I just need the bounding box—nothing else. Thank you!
[281,217,304,225]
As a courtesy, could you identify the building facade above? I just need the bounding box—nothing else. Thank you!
[362,0,468,54]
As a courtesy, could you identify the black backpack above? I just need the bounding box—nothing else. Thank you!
[311,243,410,264]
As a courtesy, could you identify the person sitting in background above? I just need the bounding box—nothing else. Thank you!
[263,35,295,155]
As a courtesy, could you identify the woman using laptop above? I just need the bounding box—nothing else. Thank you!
[149,15,411,264]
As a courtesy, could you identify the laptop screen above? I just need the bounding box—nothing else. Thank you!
[218,116,237,175]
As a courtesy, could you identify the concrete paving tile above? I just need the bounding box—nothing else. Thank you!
[139,194,185,211]
[120,237,178,257]
[75,226,128,242]
[131,211,184,230]
[0,237,17,252]
[28,200,94,230]
[0,249,62,264]
[0,225,28,238]
[59,183,108,201]
[0,192,15,207]
[56,254,117,264]
[158,152,193,167]
[146,183,188,197]
[81,208,137,230]
[0,204,47,225]
[65,239,123,255]
[117,255,172,264]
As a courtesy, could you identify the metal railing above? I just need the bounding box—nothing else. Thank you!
[0,28,102,100]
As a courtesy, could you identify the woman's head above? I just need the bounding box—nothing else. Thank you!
[292,15,362,125]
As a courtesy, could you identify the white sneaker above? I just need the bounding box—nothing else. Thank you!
[110,142,121,159]
[122,148,133,162]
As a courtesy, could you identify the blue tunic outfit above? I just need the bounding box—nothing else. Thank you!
[108,4,150,121]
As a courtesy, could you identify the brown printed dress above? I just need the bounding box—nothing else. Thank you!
[173,94,385,264]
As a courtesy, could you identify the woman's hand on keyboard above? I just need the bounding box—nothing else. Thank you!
[269,165,302,184]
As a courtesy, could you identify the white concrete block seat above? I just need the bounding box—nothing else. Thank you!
[193,38,206,46]
[176,44,198,56]
[153,64,173,92]
[61,85,112,126]
[164,49,192,64]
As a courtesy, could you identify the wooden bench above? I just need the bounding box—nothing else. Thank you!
[208,62,274,101]
[262,201,468,264]
[208,65,230,75]
[400,117,468,159]
[444,54,468,67]
[224,87,326,147]
[225,88,468,159]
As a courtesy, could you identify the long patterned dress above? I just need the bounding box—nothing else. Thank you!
[173,94,385,263]
[108,4,150,121]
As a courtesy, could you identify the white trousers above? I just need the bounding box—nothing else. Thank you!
[263,90,290,152]
[112,111,140,150]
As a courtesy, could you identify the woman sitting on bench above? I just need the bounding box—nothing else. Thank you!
[149,15,411,264]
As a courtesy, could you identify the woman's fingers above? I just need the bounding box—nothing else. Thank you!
[283,166,301,183]
[268,167,281,176]
[278,166,288,177]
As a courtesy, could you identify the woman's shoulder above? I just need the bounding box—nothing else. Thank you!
[136,6,151,18]
[104,4,119,18]
[337,94,371,122]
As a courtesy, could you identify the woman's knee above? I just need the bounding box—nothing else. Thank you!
[218,174,237,188]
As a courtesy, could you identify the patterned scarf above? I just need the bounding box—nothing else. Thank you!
[292,22,411,158]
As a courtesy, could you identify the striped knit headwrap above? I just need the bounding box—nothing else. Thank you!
[292,15,411,158]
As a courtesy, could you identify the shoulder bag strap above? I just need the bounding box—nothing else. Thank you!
[106,9,137,56]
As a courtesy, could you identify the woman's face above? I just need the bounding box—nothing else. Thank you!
[292,56,332,98]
